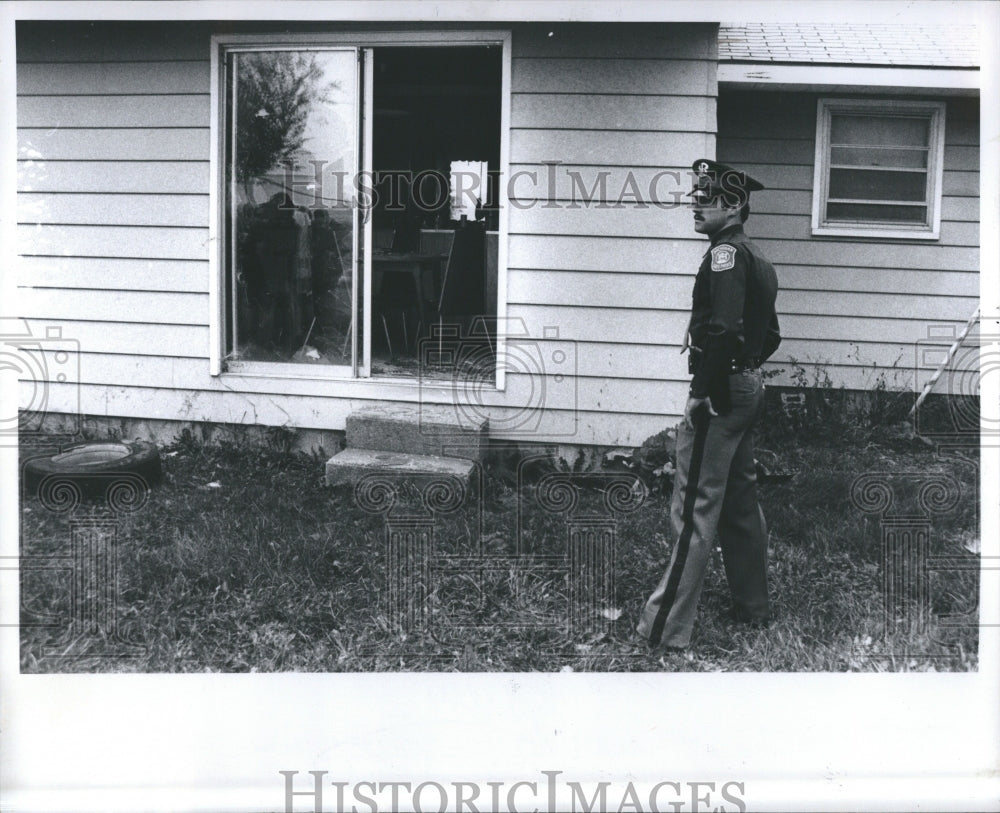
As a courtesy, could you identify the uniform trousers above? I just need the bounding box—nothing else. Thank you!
[637,368,770,648]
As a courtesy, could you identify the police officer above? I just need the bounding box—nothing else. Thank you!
[636,159,781,650]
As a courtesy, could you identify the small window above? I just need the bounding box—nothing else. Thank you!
[812,98,946,239]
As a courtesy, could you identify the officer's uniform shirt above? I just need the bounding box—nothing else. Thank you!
[688,223,779,410]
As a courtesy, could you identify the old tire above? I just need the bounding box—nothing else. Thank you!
[23,440,162,497]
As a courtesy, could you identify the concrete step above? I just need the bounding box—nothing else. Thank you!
[324,447,476,491]
[345,403,488,461]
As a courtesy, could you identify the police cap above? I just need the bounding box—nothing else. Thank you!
[688,158,764,206]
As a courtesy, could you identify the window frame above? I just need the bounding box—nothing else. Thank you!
[810,97,947,240]
[208,30,513,393]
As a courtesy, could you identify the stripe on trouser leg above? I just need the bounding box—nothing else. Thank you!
[648,411,710,645]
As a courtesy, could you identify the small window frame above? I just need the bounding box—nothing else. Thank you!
[811,97,946,240]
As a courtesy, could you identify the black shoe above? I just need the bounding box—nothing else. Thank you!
[631,630,686,652]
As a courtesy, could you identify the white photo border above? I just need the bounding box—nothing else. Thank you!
[2,1,998,811]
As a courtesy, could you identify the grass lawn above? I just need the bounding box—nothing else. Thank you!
[19,414,980,672]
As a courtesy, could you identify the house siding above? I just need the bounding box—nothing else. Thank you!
[17,21,719,447]
[717,90,979,390]
[506,24,717,443]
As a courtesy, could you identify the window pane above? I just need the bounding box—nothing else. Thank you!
[831,145,928,169]
[827,202,928,224]
[829,168,927,202]
[830,114,930,147]
[228,49,357,366]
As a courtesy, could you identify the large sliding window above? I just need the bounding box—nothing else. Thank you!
[213,33,508,382]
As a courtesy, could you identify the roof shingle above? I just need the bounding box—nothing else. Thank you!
[719,23,979,67]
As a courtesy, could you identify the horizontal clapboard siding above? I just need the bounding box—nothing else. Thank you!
[17,3,214,433]
[18,95,211,128]
[18,326,923,383]
[19,193,209,227]
[23,380,688,447]
[19,224,209,260]
[717,89,979,386]
[17,161,210,193]
[56,348,918,401]
[509,266,977,299]
[508,304,966,346]
[20,288,208,325]
[511,94,715,132]
[17,256,209,293]
[512,57,715,96]
[510,205,705,239]
[24,319,209,358]
[508,206,979,246]
[507,270,977,315]
[510,130,710,166]
[19,128,209,161]
[16,22,215,62]
[505,24,717,434]
[27,357,921,430]
[509,234,703,274]
[23,349,689,414]
[508,165,704,199]
[17,61,211,95]
[17,20,720,444]
[24,305,959,369]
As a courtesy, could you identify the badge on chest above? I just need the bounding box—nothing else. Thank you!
[710,245,736,272]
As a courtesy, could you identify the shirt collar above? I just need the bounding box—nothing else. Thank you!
[710,223,745,246]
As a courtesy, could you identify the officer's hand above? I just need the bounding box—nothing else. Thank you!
[684,396,717,429]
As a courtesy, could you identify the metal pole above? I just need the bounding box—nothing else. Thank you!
[908,307,980,419]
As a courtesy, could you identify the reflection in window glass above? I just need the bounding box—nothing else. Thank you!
[227,49,358,366]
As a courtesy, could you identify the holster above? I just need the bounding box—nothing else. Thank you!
[688,345,732,416]
[687,346,702,375]
[760,316,781,363]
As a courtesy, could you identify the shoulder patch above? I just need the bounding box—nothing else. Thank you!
[710,244,736,272]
